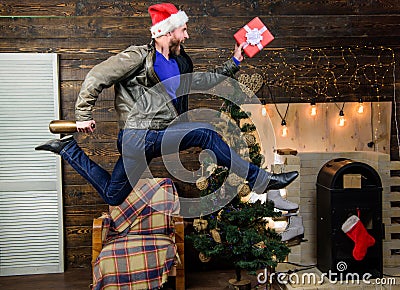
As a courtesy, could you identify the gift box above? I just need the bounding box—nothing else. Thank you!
[234,17,274,58]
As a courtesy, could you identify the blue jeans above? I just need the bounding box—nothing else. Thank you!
[60,122,270,205]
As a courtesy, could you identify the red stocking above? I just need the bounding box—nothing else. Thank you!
[341,215,375,261]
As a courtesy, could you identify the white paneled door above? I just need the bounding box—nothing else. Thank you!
[0,53,64,276]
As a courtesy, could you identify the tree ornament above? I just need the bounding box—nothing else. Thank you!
[237,183,251,198]
[240,193,252,203]
[243,133,256,146]
[217,210,224,221]
[210,229,222,243]
[193,218,208,232]
[199,252,212,263]
[196,176,209,190]
[254,241,266,249]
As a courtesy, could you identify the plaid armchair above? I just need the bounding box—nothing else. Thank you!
[91,178,185,290]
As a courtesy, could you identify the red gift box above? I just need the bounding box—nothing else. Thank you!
[234,17,274,58]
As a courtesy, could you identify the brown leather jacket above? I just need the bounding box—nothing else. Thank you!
[75,43,240,129]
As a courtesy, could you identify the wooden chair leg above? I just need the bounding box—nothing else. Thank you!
[92,217,105,268]
[173,216,185,290]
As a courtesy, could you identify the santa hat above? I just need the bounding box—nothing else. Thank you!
[148,3,189,38]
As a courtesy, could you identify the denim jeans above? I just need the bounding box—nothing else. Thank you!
[60,122,270,205]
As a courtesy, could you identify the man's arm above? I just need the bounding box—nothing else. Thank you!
[233,42,244,62]
[75,47,146,131]
[191,43,244,89]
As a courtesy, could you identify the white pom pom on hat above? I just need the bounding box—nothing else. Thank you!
[148,3,189,38]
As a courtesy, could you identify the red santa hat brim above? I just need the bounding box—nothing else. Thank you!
[150,10,188,38]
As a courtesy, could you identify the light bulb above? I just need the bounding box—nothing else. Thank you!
[282,126,288,137]
[310,100,317,116]
[261,106,267,116]
[281,120,288,137]
[338,110,345,127]
[357,100,364,114]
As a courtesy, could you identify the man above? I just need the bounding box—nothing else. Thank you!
[36,3,298,206]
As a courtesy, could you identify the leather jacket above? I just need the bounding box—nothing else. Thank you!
[75,42,240,130]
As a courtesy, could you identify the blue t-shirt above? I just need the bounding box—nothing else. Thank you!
[154,51,181,103]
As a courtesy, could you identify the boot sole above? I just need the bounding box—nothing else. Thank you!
[284,234,306,247]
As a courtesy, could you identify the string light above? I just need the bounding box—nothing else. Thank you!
[261,46,394,104]
[338,110,346,127]
[261,106,267,116]
[258,46,395,142]
[310,99,317,116]
[261,100,267,117]
[281,120,288,137]
[334,102,346,127]
[357,98,364,114]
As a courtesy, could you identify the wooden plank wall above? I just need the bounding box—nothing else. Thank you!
[1,0,400,268]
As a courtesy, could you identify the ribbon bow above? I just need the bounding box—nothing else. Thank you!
[244,25,267,50]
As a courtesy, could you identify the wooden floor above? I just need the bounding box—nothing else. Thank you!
[2,267,399,289]
[0,267,273,290]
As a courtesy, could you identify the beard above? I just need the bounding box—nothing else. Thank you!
[169,37,181,56]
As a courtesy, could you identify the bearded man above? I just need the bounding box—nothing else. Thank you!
[36,3,298,206]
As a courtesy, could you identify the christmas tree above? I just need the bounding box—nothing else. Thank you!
[187,76,290,283]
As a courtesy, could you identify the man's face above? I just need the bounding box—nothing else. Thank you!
[169,24,189,55]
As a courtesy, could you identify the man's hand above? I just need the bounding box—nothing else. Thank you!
[233,42,245,62]
[76,120,96,133]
